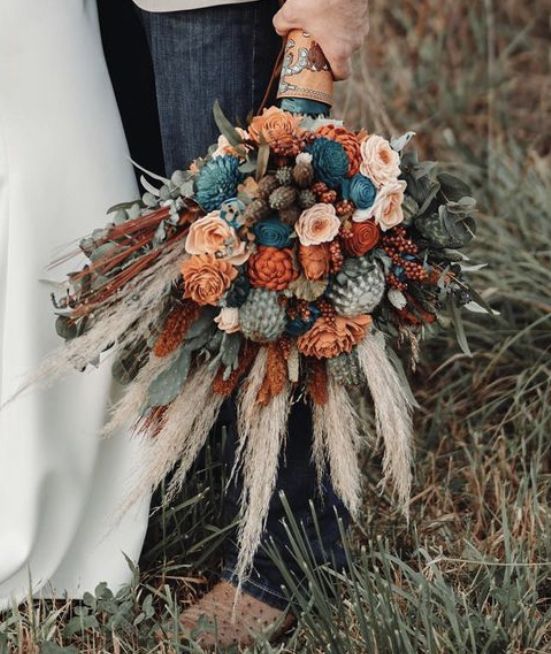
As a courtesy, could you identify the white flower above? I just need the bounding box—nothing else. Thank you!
[359,134,401,188]
[368,180,407,231]
[214,307,240,334]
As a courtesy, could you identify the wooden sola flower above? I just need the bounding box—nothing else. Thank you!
[248,246,298,291]
[11,91,484,608]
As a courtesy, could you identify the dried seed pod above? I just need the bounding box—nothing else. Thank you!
[269,185,297,211]
[279,204,302,225]
[257,174,280,200]
[292,161,314,188]
[298,189,317,209]
[243,197,271,223]
[275,166,293,186]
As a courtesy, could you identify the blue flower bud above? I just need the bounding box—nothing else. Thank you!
[253,217,293,248]
[349,174,377,209]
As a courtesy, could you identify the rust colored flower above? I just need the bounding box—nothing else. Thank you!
[317,124,362,177]
[343,219,381,256]
[248,107,303,156]
[181,254,238,306]
[299,243,330,281]
[297,314,372,359]
[307,357,329,405]
[248,246,299,291]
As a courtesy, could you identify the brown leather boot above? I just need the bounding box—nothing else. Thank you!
[179,580,296,650]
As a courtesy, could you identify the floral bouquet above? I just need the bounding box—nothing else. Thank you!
[4,30,489,588]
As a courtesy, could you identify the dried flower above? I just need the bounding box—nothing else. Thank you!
[359,135,401,188]
[343,219,381,256]
[181,254,238,305]
[248,107,303,156]
[248,246,298,291]
[295,203,341,246]
[316,124,362,177]
[297,314,372,359]
[185,211,250,265]
[214,307,240,333]
[212,127,250,158]
[257,342,288,406]
[367,180,407,231]
[153,301,201,357]
[299,243,330,281]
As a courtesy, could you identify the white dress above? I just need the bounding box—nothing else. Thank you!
[0,0,150,609]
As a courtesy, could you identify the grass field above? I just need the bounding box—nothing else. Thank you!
[1,1,550,652]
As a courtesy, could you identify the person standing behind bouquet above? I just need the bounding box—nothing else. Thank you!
[115,0,370,647]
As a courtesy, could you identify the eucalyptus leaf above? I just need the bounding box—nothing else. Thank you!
[391,131,416,152]
[447,294,472,356]
[185,307,218,340]
[438,172,472,202]
[212,99,244,147]
[140,175,160,197]
[147,346,191,407]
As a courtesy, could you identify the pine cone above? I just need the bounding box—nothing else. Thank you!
[276,166,293,186]
[298,189,317,209]
[327,348,364,386]
[279,204,302,225]
[239,288,287,342]
[292,162,314,188]
[243,197,271,223]
[326,256,386,316]
[316,125,362,177]
[269,185,297,210]
[257,175,280,200]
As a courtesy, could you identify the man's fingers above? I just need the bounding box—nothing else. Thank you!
[272,5,302,36]
[321,42,353,81]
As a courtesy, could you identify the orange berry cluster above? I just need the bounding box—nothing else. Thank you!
[382,226,428,283]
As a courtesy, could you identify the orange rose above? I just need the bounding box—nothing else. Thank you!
[299,243,330,281]
[248,107,303,155]
[181,254,238,305]
[248,246,299,291]
[344,220,381,256]
[298,315,372,359]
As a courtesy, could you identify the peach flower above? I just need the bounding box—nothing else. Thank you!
[295,203,341,246]
[212,127,250,159]
[298,314,372,359]
[299,243,330,281]
[214,307,240,333]
[368,180,407,231]
[181,254,238,306]
[359,135,401,188]
[248,107,303,154]
[185,212,250,265]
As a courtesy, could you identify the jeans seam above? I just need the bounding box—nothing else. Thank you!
[251,2,257,114]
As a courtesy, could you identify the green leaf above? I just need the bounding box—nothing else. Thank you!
[212,100,244,148]
[448,294,472,356]
[147,346,191,407]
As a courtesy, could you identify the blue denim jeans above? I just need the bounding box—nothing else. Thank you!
[138,1,350,611]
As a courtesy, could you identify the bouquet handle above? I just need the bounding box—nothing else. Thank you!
[257,28,335,115]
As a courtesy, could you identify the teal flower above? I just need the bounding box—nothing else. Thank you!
[195,156,243,212]
[350,174,377,209]
[306,137,349,189]
[253,217,292,248]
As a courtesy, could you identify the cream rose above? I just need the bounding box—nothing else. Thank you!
[185,212,250,265]
[359,135,401,188]
[368,180,407,231]
[212,127,250,159]
[294,203,341,246]
[214,307,240,333]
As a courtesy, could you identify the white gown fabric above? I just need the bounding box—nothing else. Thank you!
[0,1,150,609]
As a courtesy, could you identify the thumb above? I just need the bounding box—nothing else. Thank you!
[272,5,302,37]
